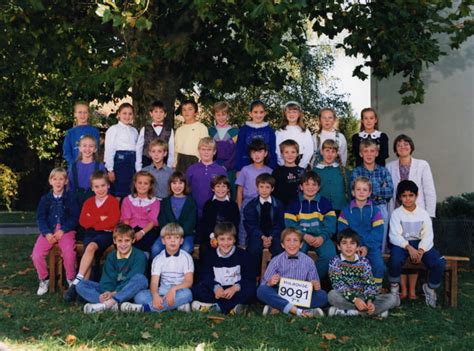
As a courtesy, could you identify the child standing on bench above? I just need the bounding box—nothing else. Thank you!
[388,180,445,308]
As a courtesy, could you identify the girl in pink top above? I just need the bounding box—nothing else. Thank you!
[121,170,160,256]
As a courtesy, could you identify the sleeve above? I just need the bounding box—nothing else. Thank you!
[104,126,117,172]
[364,207,384,250]
[260,256,278,286]
[419,212,434,252]
[275,129,284,166]
[337,208,349,232]
[173,127,180,167]
[67,167,75,192]
[146,200,160,227]
[349,168,359,189]
[381,169,394,202]
[338,133,348,166]
[235,127,247,171]
[270,200,285,240]
[235,167,246,187]
[378,133,389,162]
[99,253,118,293]
[120,197,133,224]
[182,197,197,237]
[299,130,314,169]
[420,161,437,217]
[361,258,377,301]
[198,201,214,243]
[62,193,79,233]
[128,250,147,276]
[157,198,171,228]
[63,130,74,167]
[79,199,99,229]
[183,252,194,273]
[320,199,337,240]
[243,200,263,238]
[389,210,409,249]
[306,258,320,281]
[284,201,302,232]
[103,197,121,229]
[231,202,241,235]
[200,252,218,290]
[268,128,277,170]
[351,134,362,166]
[135,127,145,171]
[239,250,257,289]
[151,256,162,277]
[328,257,358,303]
[167,130,175,168]
[36,195,50,235]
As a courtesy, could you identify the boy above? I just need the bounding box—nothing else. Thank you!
[328,229,398,317]
[243,173,284,272]
[350,139,393,251]
[143,139,173,200]
[192,222,256,315]
[77,224,148,313]
[186,137,227,218]
[64,171,120,302]
[338,176,385,289]
[284,171,336,278]
[121,223,194,313]
[136,100,174,171]
[198,176,240,255]
[174,99,209,173]
[389,180,445,308]
[257,228,328,317]
[272,140,304,206]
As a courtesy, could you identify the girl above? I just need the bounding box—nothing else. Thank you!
[312,108,348,167]
[150,171,197,259]
[63,102,100,168]
[32,167,79,295]
[120,171,160,255]
[104,103,138,197]
[352,107,389,166]
[235,100,277,172]
[275,101,313,169]
[68,135,106,207]
[313,140,350,214]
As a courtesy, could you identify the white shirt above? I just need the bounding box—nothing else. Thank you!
[151,249,194,287]
[313,129,348,166]
[104,121,138,171]
[135,126,175,171]
[275,125,314,169]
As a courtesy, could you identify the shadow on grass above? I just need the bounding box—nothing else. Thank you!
[1,235,473,350]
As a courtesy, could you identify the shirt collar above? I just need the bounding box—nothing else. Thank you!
[349,199,373,209]
[359,130,381,139]
[340,253,359,262]
[128,195,157,207]
[286,252,300,259]
[259,196,272,205]
[245,121,269,128]
[213,195,230,201]
[118,121,130,127]
[217,246,235,258]
[152,163,166,170]
[52,191,64,199]
[117,247,133,259]
[315,162,339,169]
[165,249,180,257]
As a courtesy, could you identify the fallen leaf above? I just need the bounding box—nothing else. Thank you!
[18,267,33,275]
[195,342,206,351]
[339,335,350,343]
[153,322,162,329]
[322,332,337,340]
[21,326,30,332]
[51,329,61,337]
[141,331,152,340]
[212,332,219,339]
[65,334,77,346]
[319,342,329,350]
[3,311,12,318]
[208,315,225,324]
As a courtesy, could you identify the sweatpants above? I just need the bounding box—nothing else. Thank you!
[328,290,398,315]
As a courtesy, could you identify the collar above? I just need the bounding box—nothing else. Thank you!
[216,124,230,129]
[128,195,157,207]
[286,252,300,260]
[117,247,133,259]
[321,128,337,134]
[52,191,64,199]
[401,205,418,214]
[299,193,320,202]
[152,123,164,128]
[213,195,230,201]
[340,253,359,262]
[165,249,180,257]
[359,130,381,139]
[199,160,215,167]
[246,121,269,128]
[259,196,272,205]
[217,246,236,258]
[118,121,131,127]
[315,162,339,169]
[349,199,373,209]
[152,163,166,170]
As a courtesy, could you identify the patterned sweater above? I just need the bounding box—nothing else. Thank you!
[328,254,377,302]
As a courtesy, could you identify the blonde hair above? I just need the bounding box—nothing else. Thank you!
[148,138,168,153]
[279,101,306,131]
[352,176,372,192]
[316,108,337,134]
[131,171,155,199]
[49,167,67,181]
[280,227,303,243]
[212,101,229,114]
[74,101,89,112]
[77,134,98,161]
[160,222,184,238]
[198,137,216,150]
[113,223,135,240]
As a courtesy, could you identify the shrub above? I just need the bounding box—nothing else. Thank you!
[0,163,19,211]
[436,193,474,218]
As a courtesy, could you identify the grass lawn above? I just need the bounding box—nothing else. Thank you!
[0,211,36,224]
[1,235,473,350]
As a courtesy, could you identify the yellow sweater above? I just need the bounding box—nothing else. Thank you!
[174,121,209,166]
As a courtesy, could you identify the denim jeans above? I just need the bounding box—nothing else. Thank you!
[328,290,398,315]
[76,274,148,303]
[150,236,194,260]
[134,284,192,312]
[257,284,328,313]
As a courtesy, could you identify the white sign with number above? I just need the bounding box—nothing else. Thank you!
[278,277,313,308]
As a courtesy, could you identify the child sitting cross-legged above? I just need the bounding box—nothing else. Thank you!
[257,227,328,318]
[77,224,148,313]
[121,223,194,313]
[328,229,398,317]
[192,222,256,315]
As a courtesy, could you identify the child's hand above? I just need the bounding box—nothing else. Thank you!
[99,291,112,303]
[354,297,368,311]
[407,245,419,263]
[312,280,321,291]
[164,287,176,307]
[268,274,280,286]
[358,246,368,257]
[223,285,240,299]
[108,171,115,182]
[210,238,218,248]
[367,300,375,315]
[312,236,324,248]
[100,216,108,222]
[53,230,64,241]
[135,230,145,241]
[261,236,272,249]
[45,234,57,245]
[152,294,164,310]
[215,287,225,299]
[417,248,425,263]
[303,234,315,245]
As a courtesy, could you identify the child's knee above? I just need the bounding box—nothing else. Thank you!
[134,290,150,304]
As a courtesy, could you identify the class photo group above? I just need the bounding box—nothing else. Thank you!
[31,97,441,319]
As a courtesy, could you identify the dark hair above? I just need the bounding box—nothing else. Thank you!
[211,175,231,190]
[149,100,166,113]
[248,138,268,153]
[180,99,198,114]
[131,171,156,199]
[396,180,418,199]
[117,102,134,114]
[360,107,379,131]
[90,170,110,186]
[336,228,361,246]
[113,223,135,240]
[279,139,299,154]
[300,170,321,186]
[256,173,275,187]
[249,99,265,112]
[168,171,190,195]
[393,134,415,156]
[214,222,237,238]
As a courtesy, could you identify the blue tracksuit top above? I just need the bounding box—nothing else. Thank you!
[63,125,100,167]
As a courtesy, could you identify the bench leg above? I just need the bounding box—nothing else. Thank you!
[260,249,272,280]
[450,263,458,307]
[444,268,451,306]
[48,247,57,293]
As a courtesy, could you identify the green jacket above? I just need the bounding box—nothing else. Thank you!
[158,195,197,237]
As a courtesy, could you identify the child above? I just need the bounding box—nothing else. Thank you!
[67,134,106,207]
[192,222,256,314]
[312,108,347,166]
[63,102,100,168]
[328,229,398,317]
[235,100,277,172]
[150,172,197,258]
[142,139,173,200]
[64,171,120,302]
[77,224,148,313]
[186,137,227,218]
[104,103,138,197]
[388,180,446,308]
[284,171,337,278]
[275,101,313,169]
[120,171,160,255]
[272,139,304,207]
[121,223,194,313]
[208,101,239,192]
[243,173,284,272]
[313,139,350,214]
[352,107,389,166]
[174,99,209,173]
[338,177,385,289]
[31,167,79,295]
[136,100,174,170]
[350,139,393,251]
[235,138,273,247]
[257,228,328,317]
[198,176,240,255]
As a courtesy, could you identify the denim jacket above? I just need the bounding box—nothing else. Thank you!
[36,191,79,235]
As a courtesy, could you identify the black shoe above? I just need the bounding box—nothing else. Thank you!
[63,284,78,302]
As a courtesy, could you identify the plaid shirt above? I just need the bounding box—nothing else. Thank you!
[350,165,393,205]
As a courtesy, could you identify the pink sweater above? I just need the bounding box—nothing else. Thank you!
[120,195,160,229]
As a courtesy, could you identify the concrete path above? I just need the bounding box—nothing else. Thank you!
[0,223,38,235]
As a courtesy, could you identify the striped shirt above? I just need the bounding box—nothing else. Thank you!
[261,251,319,285]
[151,249,194,287]
[350,165,393,205]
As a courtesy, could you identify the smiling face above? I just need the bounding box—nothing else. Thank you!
[216,233,236,256]
[300,179,320,199]
[214,110,228,126]
[321,147,337,164]
[249,105,266,124]
[319,110,336,131]
[281,146,298,165]
[161,234,184,254]
[135,175,152,198]
[396,139,413,158]
[49,173,67,195]
[91,178,109,199]
[170,179,185,196]
[360,145,379,166]
[338,237,358,260]
[114,234,133,256]
[352,180,371,203]
[285,108,300,125]
[150,107,166,124]
[74,104,89,125]
[361,111,378,132]
[281,232,302,256]
[213,182,229,200]
[118,107,134,125]
[79,137,97,161]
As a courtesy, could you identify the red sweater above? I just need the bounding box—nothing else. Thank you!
[80,196,120,231]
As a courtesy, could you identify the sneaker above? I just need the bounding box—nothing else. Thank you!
[390,283,400,295]
[66,279,74,287]
[229,304,244,315]
[177,303,191,313]
[63,284,78,302]
[422,283,437,308]
[120,302,144,313]
[345,309,360,316]
[378,310,389,318]
[301,308,324,318]
[328,306,338,317]
[37,280,49,296]
[83,303,106,314]
[191,301,217,313]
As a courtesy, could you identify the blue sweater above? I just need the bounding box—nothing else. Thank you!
[243,196,285,239]
[36,191,79,235]
[235,122,277,171]
[63,125,100,167]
